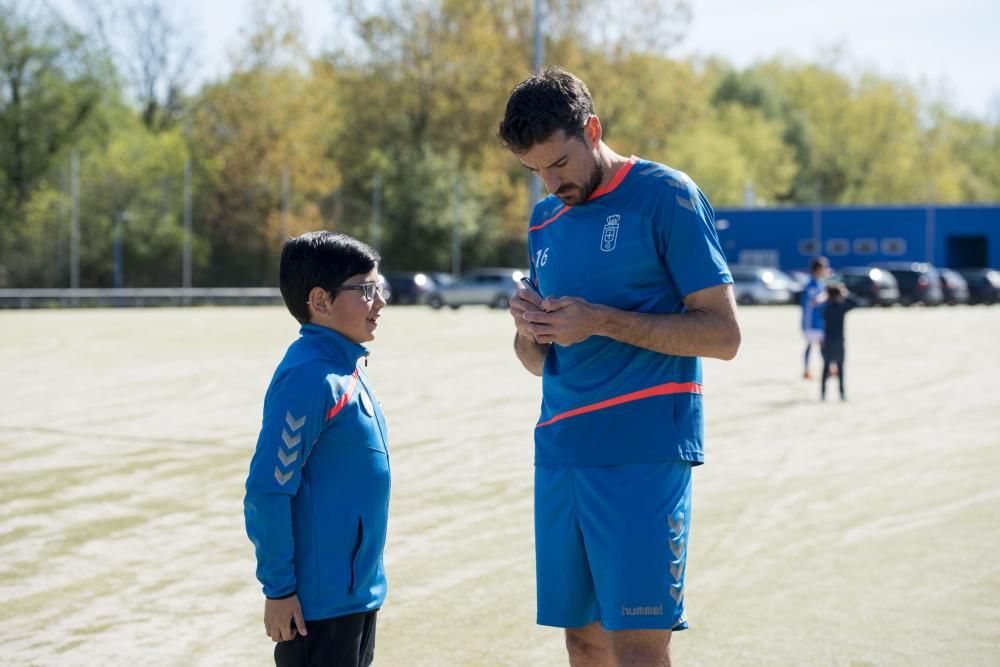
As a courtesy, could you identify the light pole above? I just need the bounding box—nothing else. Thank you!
[113,211,130,289]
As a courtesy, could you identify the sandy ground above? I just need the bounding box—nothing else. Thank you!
[0,303,998,666]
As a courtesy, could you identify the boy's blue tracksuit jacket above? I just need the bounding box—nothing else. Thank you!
[244,324,390,620]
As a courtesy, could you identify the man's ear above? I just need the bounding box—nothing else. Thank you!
[585,115,602,147]
[307,286,332,318]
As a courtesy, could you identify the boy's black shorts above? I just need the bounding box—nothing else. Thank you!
[274,610,377,667]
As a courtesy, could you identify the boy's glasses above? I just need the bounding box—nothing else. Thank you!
[330,281,391,303]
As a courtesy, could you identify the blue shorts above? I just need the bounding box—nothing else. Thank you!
[534,461,692,631]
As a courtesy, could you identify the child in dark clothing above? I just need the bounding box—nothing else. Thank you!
[820,282,858,400]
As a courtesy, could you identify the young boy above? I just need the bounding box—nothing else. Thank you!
[820,282,857,401]
[801,256,830,379]
[244,231,391,667]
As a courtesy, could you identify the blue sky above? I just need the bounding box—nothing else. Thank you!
[53,0,999,118]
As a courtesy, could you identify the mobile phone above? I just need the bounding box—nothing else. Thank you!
[520,277,543,299]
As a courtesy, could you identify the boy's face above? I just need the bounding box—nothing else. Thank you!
[311,267,387,343]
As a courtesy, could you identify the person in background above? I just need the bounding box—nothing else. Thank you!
[820,281,858,401]
[801,256,830,379]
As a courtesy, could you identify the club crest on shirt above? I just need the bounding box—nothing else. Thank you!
[601,214,620,252]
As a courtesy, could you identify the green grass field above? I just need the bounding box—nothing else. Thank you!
[1,304,999,666]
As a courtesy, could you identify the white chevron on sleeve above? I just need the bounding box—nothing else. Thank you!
[282,430,302,449]
[285,411,306,431]
[273,467,294,486]
[277,448,299,467]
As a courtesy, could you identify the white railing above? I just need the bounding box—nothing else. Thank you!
[0,288,283,308]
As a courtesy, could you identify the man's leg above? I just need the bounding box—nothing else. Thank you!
[572,462,692,664]
[611,629,673,667]
[565,622,615,667]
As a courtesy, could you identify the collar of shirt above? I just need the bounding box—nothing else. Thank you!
[299,323,370,365]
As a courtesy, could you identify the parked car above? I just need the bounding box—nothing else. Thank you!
[938,268,970,305]
[427,272,457,288]
[954,268,1000,304]
[384,271,435,305]
[425,268,527,309]
[729,265,795,305]
[833,267,900,307]
[875,262,944,306]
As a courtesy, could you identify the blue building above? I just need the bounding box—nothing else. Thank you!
[713,204,1000,270]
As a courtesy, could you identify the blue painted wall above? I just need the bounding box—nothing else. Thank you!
[713,204,1000,270]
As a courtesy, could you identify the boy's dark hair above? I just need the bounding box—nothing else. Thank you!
[809,256,829,273]
[498,67,595,154]
[279,231,380,324]
[826,282,847,302]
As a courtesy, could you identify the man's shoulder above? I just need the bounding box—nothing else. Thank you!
[628,158,699,196]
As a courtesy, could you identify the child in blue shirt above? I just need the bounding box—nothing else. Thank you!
[244,231,391,667]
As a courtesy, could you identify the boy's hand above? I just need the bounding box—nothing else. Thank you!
[264,595,308,642]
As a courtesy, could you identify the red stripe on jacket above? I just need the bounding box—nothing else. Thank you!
[326,370,360,421]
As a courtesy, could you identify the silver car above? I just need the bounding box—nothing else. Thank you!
[730,265,795,305]
[426,268,527,310]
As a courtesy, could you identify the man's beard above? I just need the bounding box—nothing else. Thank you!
[557,152,605,205]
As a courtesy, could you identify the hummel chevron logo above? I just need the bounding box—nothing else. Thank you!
[274,467,294,486]
[277,448,299,467]
[669,538,685,560]
[668,512,684,537]
[282,430,302,449]
[669,583,684,604]
[285,411,306,431]
[670,560,685,582]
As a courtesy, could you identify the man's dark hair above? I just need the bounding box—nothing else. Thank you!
[498,67,595,153]
[279,231,380,324]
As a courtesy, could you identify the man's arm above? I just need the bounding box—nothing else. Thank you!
[522,283,741,361]
[509,288,550,376]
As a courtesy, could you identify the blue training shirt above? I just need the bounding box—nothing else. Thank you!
[244,324,391,621]
[801,277,825,331]
[528,156,732,468]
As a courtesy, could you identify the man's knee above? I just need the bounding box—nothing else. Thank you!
[612,629,672,667]
[565,624,613,665]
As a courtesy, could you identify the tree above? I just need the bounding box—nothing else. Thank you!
[0,1,103,282]
[79,0,197,131]
[188,2,340,285]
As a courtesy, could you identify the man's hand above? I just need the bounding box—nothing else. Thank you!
[509,287,550,375]
[509,286,545,342]
[522,296,602,346]
[264,595,307,642]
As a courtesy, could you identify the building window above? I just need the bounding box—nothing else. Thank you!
[799,239,819,255]
[826,238,849,255]
[853,238,877,255]
[881,238,907,255]
[739,249,779,267]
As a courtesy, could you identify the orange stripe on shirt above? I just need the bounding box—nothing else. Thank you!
[587,155,637,200]
[529,205,569,232]
[326,370,359,421]
[535,381,703,428]
[527,156,638,234]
